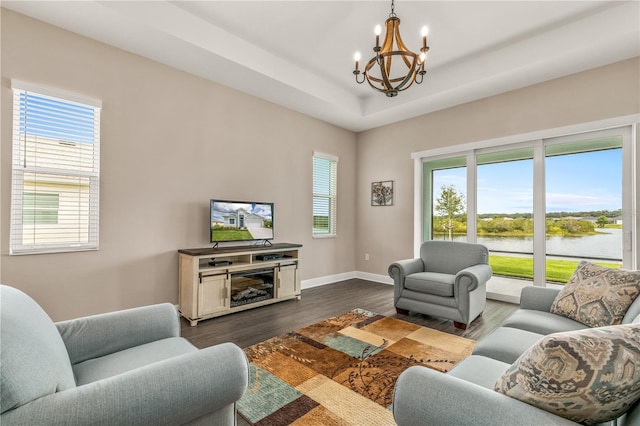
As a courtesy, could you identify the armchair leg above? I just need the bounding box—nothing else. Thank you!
[453,321,467,330]
[396,307,409,315]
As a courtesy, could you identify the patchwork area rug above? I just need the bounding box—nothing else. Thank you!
[238,309,476,425]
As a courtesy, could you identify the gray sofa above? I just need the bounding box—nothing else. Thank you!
[393,286,640,426]
[1,285,249,425]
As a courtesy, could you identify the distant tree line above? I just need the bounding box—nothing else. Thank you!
[433,185,615,239]
[477,209,621,220]
[433,216,598,238]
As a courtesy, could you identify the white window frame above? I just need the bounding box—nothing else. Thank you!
[312,151,338,238]
[10,81,101,255]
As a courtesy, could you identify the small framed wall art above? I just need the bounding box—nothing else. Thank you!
[371,180,394,206]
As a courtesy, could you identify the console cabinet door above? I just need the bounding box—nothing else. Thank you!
[276,265,299,298]
[198,274,230,316]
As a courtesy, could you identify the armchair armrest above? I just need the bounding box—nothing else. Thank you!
[519,286,561,312]
[389,259,425,305]
[388,258,424,285]
[56,303,180,365]
[455,264,492,292]
[1,342,249,426]
[393,366,576,426]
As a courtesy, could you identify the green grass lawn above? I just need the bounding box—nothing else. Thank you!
[603,224,622,229]
[490,255,620,283]
[211,229,253,241]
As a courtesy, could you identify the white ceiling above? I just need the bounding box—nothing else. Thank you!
[3,1,640,132]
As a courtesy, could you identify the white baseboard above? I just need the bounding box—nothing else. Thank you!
[301,271,357,289]
[486,292,520,304]
[354,271,393,285]
[301,271,392,290]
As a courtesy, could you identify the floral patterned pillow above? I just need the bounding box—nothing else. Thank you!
[494,325,640,425]
[550,261,640,327]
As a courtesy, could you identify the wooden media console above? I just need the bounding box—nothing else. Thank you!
[178,243,302,326]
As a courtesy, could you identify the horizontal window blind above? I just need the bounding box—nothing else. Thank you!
[10,83,101,254]
[313,152,338,237]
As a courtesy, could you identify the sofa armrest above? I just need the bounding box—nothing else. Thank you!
[455,264,492,292]
[56,303,180,365]
[393,366,577,426]
[1,342,249,426]
[519,286,561,312]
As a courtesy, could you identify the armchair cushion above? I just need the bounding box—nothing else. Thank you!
[405,272,454,297]
[550,261,640,327]
[494,324,640,425]
[0,286,76,414]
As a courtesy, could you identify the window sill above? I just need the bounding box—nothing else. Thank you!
[312,234,336,239]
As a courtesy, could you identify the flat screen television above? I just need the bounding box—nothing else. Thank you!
[210,199,274,245]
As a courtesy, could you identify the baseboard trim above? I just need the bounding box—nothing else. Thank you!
[354,271,393,285]
[301,272,357,289]
[301,271,393,290]
[486,292,520,304]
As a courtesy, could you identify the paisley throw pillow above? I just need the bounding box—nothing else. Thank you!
[494,325,640,425]
[550,261,640,327]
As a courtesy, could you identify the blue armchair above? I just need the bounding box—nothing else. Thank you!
[389,241,492,329]
[0,285,248,425]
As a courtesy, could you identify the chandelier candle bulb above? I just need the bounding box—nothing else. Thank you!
[354,52,361,72]
[421,25,429,49]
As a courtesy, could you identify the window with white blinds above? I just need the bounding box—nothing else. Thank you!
[312,152,338,237]
[10,81,101,254]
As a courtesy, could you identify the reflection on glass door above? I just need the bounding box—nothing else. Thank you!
[477,148,534,289]
[423,157,467,242]
[544,136,623,283]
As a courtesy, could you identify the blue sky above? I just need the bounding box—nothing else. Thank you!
[433,149,622,214]
[20,92,95,144]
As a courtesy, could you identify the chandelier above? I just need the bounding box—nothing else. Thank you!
[353,0,429,97]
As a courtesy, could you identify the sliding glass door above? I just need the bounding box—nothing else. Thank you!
[543,133,624,283]
[421,126,634,297]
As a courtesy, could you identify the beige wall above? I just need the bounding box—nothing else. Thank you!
[356,57,640,276]
[1,10,357,320]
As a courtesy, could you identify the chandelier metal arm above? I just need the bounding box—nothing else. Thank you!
[388,19,414,70]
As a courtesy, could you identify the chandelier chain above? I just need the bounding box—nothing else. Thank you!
[390,0,397,18]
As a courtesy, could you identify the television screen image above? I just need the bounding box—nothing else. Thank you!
[210,200,274,243]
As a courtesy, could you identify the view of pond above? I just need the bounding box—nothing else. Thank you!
[451,228,622,261]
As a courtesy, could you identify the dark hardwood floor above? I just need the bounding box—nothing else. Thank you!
[181,279,519,349]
